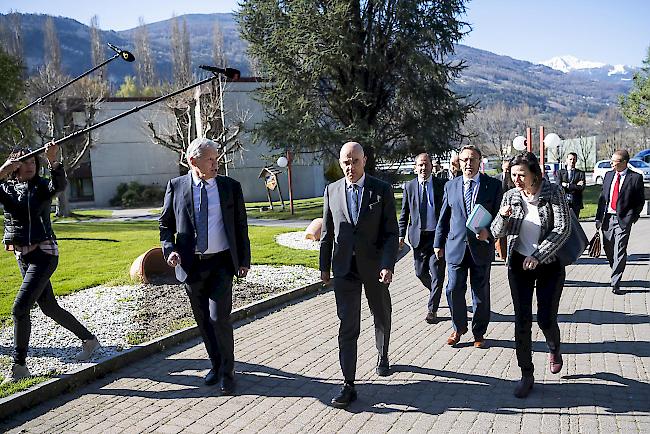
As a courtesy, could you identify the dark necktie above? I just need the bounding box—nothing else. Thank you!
[420,181,428,226]
[464,179,475,215]
[569,170,574,183]
[196,181,208,253]
[611,172,621,211]
[350,184,360,224]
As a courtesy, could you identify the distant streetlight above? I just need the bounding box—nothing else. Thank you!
[277,151,294,215]
[512,136,527,151]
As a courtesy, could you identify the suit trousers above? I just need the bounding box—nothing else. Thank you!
[13,248,94,365]
[508,251,565,376]
[602,214,632,289]
[184,250,235,379]
[446,246,491,338]
[412,231,445,313]
[333,257,391,383]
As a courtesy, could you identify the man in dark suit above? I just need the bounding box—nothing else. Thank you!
[434,145,503,349]
[320,141,399,409]
[556,152,586,218]
[159,137,251,395]
[399,153,446,324]
[595,149,645,295]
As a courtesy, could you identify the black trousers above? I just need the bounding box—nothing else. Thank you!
[412,231,446,313]
[13,248,93,365]
[185,250,235,379]
[333,257,391,383]
[508,251,565,376]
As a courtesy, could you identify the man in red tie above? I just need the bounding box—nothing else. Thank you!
[595,150,645,295]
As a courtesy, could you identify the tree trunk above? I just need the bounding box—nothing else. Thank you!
[364,144,377,176]
[56,189,72,217]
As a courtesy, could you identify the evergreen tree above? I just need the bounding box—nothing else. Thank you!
[238,0,472,172]
[0,48,32,155]
[620,46,650,132]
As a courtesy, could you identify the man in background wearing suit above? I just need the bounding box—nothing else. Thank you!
[159,137,251,395]
[320,141,399,409]
[595,149,645,295]
[399,153,447,324]
[556,152,585,218]
[434,145,503,349]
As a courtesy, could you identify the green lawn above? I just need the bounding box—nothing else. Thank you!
[579,185,600,220]
[0,221,317,321]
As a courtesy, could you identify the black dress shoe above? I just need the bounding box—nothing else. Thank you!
[220,376,236,395]
[331,384,357,408]
[204,369,220,386]
[425,311,438,324]
[376,356,390,377]
[513,376,534,398]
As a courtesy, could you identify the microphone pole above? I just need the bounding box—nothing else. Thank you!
[0,43,135,128]
[17,76,217,162]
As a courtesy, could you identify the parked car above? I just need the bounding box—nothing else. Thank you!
[544,162,560,183]
[634,149,650,164]
[592,158,650,184]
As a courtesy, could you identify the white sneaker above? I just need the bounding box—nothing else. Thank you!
[1,363,31,385]
[75,337,101,361]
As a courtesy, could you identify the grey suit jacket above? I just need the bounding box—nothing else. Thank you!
[398,177,445,249]
[319,175,399,278]
[159,173,251,282]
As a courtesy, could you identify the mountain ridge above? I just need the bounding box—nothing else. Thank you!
[0,12,634,118]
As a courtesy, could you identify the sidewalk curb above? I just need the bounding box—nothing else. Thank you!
[0,280,326,419]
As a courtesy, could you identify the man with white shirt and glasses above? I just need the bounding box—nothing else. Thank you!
[556,152,586,218]
[595,149,645,295]
[434,145,502,348]
[399,153,447,324]
[159,137,250,394]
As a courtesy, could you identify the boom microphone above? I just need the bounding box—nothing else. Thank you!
[199,65,241,80]
[107,43,136,62]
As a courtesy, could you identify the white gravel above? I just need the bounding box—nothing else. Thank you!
[275,231,320,251]
[0,265,320,378]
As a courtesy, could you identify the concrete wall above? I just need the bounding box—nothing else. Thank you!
[88,79,325,206]
[89,102,179,207]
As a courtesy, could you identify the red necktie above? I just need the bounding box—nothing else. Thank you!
[611,172,621,211]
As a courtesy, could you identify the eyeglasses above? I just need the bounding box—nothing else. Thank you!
[610,159,624,164]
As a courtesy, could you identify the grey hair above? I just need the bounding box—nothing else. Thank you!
[186,137,218,165]
[459,144,482,159]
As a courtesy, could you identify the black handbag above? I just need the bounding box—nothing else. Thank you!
[555,210,589,266]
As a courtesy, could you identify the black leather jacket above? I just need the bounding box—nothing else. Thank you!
[0,164,66,246]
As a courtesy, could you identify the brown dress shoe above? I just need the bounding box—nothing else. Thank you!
[446,329,466,345]
[549,351,563,374]
[473,336,486,348]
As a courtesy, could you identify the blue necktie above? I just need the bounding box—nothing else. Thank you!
[350,184,360,225]
[464,179,474,215]
[420,181,428,225]
[196,181,208,253]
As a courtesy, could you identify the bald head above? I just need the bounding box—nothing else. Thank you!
[339,141,367,183]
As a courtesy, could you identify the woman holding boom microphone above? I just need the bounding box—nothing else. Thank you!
[490,152,570,398]
[0,143,100,384]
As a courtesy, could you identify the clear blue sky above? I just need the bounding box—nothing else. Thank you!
[2,0,649,66]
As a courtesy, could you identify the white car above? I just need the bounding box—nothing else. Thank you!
[592,158,650,184]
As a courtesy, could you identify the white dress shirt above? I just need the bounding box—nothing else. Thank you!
[607,168,628,214]
[514,193,542,257]
[462,172,481,212]
[191,173,230,254]
[345,173,366,223]
[419,176,437,231]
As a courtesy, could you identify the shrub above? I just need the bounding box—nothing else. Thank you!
[110,182,164,208]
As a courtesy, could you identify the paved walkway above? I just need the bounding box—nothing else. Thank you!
[2,220,649,433]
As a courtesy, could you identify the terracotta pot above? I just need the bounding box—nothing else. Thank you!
[130,247,175,284]
[305,218,323,241]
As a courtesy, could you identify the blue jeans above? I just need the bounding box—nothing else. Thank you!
[13,248,94,365]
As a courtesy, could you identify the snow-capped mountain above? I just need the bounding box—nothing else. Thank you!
[540,55,636,80]
[539,55,636,82]
[541,55,605,73]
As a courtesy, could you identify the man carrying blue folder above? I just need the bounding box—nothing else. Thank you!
[434,145,502,348]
